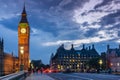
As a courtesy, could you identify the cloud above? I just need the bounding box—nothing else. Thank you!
[0,14,19,21]
[96,0,120,12]
[0,0,23,21]
[43,34,115,48]
[0,0,120,64]
[72,0,120,28]
[73,0,109,25]
[31,28,55,43]
[100,10,120,26]
[97,29,118,38]
[59,0,72,7]
[116,39,120,43]
[31,0,120,51]
[43,26,119,49]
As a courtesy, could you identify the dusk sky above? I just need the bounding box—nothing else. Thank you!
[0,0,120,64]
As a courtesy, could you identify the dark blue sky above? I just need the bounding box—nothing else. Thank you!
[0,0,120,64]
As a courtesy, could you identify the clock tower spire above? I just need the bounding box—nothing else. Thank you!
[20,4,28,23]
[18,5,30,71]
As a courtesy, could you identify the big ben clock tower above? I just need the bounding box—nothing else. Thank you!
[18,5,30,70]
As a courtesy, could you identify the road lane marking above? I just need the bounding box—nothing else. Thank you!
[61,73,93,80]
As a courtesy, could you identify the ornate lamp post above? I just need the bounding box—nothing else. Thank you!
[99,59,103,70]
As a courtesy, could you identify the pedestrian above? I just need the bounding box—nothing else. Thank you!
[40,67,43,74]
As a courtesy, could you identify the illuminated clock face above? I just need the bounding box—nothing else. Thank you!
[21,28,26,33]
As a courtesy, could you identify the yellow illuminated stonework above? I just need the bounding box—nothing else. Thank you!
[18,6,30,71]
[18,22,30,70]
[19,23,28,28]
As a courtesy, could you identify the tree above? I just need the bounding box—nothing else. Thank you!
[86,58,100,70]
[30,59,50,70]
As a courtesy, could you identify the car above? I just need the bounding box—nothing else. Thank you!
[51,69,59,73]
[43,69,52,73]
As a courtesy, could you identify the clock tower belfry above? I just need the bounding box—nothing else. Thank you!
[18,5,30,71]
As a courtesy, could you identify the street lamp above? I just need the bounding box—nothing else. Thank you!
[99,59,103,70]
[29,60,31,69]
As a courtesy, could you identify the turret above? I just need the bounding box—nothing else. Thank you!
[119,44,120,50]
[61,44,64,48]
[71,44,75,50]
[0,38,4,52]
[83,44,85,49]
[0,38,1,52]
[107,44,110,50]
[57,44,65,52]
[92,44,95,49]
[1,38,4,52]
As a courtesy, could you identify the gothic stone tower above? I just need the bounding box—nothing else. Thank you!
[18,6,30,70]
[0,38,4,76]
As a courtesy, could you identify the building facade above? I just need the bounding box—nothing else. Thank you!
[0,38,19,76]
[106,45,120,72]
[18,6,30,71]
[50,44,99,72]
[110,57,120,72]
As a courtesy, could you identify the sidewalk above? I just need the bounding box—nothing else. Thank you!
[25,73,54,80]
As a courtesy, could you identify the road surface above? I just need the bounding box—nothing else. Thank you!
[47,73,120,80]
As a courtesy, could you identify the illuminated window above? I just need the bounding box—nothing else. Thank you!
[70,65,72,68]
[20,46,24,50]
[111,63,113,66]
[77,64,79,67]
[72,59,75,62]
[117,63,120,66]
[20,50,24,54]
[61,66,63,70]
[58,65,60,69]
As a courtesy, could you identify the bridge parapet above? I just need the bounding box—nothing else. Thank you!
[0,71,27,80]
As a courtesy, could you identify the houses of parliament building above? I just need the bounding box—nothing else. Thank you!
[0,38,19,76]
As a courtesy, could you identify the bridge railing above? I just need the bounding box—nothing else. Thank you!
[0,71,27,80]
